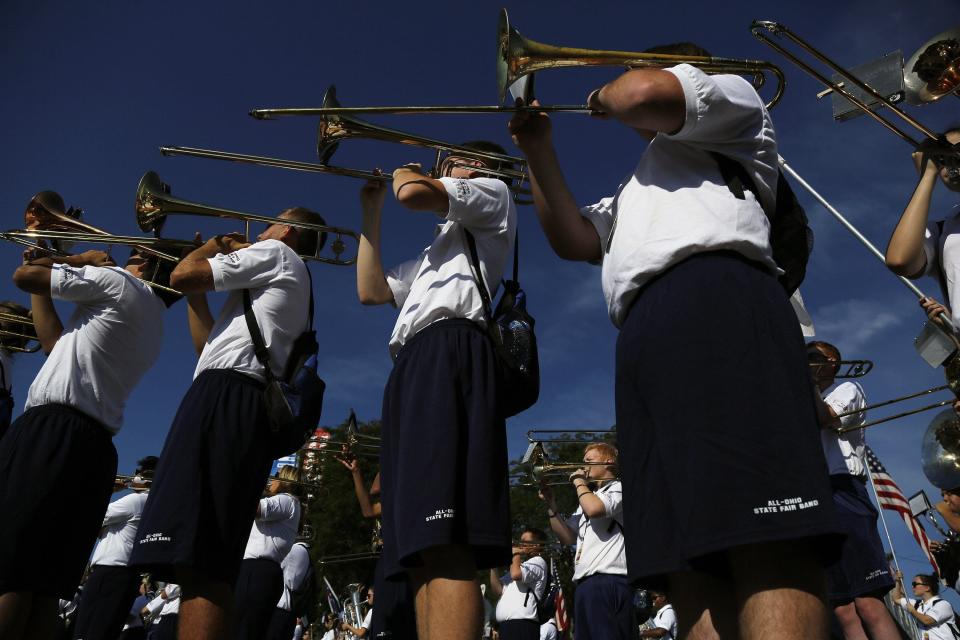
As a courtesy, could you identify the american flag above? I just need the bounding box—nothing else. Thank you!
[323,576,341,615]
[865,446,940,575]
[551,557,570,636]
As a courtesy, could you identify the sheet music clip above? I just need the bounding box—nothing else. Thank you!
[915,320,958,368]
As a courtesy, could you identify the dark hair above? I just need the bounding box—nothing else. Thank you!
[280,207,327,258]
[521,527,548,544]
[649,588,669,601]
[136,456,159,478]
[807,340,842,362]
[458,140,513,186]
[144,256,182,308]
[0,301,32,351]
[644,42,712,58]
[915,574,940,595]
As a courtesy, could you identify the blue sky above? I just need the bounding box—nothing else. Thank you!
[3,0,960,596]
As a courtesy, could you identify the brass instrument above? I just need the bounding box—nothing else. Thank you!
[835,358,960,433]
[0,309,39,354]
[751,21,959,148]
[248,9,785,117]
[135,171,360,266]
[523,441,619,484]
[808,359,873,379]
[922,409,960,491]
[342,583,368,639]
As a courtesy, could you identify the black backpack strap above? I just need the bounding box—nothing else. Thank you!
[935,220,952,309]
[0,357,8,394]
[462,227,494,319]
[242,289,277,383]
[709,152,763,214]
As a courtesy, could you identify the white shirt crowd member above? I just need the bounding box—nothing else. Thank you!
[385,176,517,356]
[495,554,548,622]
[90,491,149,566]
[276,541,311,611]
[145,583,181,619]
[243,492,301,563]
[25,265,165,432]
[819,381,868,477]
[898,596,957,640]
[923,213,960,327]
[540,619,559,640]
[653,603,678,639]
[195,239,310,381]
[566,481,627,581]
[580,63,780,328]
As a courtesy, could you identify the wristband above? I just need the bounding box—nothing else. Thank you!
[547,510,557,518]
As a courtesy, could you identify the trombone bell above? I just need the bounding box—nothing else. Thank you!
[922,409,960,490]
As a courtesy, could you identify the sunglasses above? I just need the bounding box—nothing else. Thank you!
[911,581,929,587]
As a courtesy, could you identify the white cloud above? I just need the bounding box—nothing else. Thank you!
[813,298,906,351]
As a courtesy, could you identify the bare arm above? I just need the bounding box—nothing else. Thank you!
[886,153,941,277]
[487,568,504,598]
[357,179,395,306]
[571,475,608,519]
[392,165,449,213]
[185,294,214,356]
[509,103,602,261]
[587,69,686,134]
[169,235,248,295]
[640,628,669,638]
[508,550,524,582]
[339,458,381,518]
[539,485,577,546]
[813,392,840,431]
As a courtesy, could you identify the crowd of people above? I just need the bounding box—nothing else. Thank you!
[1,15,960,640]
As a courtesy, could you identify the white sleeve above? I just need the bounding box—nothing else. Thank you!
[101,494,138,527]
[385,256,422,309]
[520,556,547,590]
[50,265,122,305]
[656,607,678,632]
[439,177,512,233]
[824,383,865,428]
[580,197,615,255]
[923,221,941,278]
[145,595,165,615]
[929,599,955,625]
[208,240,290,292]
[259,494,297,522]
[664,64,765,145]
[361,608,373,630]
[597,482,623,519]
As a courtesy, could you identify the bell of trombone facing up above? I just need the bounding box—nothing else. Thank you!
[134,171,360,266]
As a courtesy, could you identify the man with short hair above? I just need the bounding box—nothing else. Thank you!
[488,528,549,640]
[72,456,159,640]
[512,42,839,640]
[540,442,629,640]
[356,142,517,640]
[130,208,323,640]
[0,242,176,640]
[640,591,677,639]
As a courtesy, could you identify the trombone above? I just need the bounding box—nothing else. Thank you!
[0,310,40,354]
[135,171,361,266]
[809,359,874,379]
[248,9,785,118]
[751,21,958,148]
[317,551,381,565]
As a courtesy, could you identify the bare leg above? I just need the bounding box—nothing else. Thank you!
[667,571,737,640]
[408,545,481,640]
[853,595,901,640]
[834,601,868,640]
[24,595,59,640]
[0,592,32,640]
[177,569,234,640]
[729,540,829,640]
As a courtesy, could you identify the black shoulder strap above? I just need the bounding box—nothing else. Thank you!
[936,220,952,308]
[0,357,8,393]
[242,269,315,383]
[463,227,494,319]
[709,152,764,216]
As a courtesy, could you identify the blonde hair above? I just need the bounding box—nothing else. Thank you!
[276,465,302,497]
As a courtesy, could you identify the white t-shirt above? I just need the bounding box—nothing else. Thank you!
[361,607,373,630]
[540,620,559,640]
[567,481,627,581]
[159,583,180,616]
[820,382,867,477]
[195,240,310,382]
[653,604,678,639]
[581,64,780,328]
[899,597,957,640]
[923,213,960,328]
[495,555,548,622]
[385,177,516,357]
[91,491,149,566]
[276,542,312,611]
[25,265,165,433]
[243,493,301,562]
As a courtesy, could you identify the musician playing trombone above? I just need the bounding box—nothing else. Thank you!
[355,140,517,640]
[808,341,899,640]
[510,42,839,640]
[130,208,324,640]
[538,442,627,640]
[0,235,179,640]
[885,127,960,407]
[488,527,549,640]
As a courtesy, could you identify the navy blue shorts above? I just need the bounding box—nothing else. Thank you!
[825,474,895,601]
[72,564,140,640]
[499,619,539,640]
[615,252,841,584]
[573,574,634,640]
[0,404,116,598]
[379,319,511,577]
[233,558,284,640]
[370,557,416,638]
[130,370,274,585]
